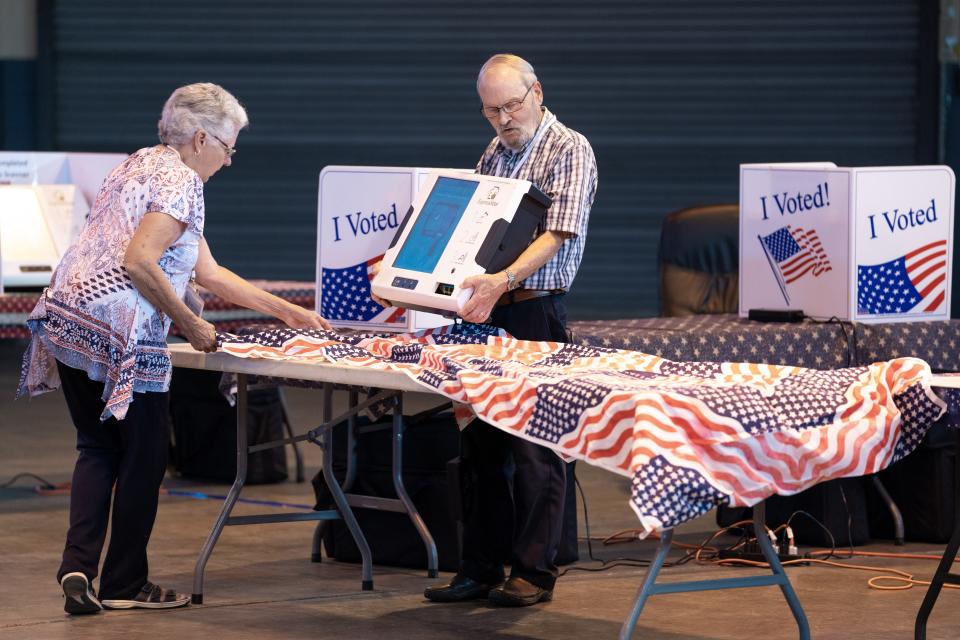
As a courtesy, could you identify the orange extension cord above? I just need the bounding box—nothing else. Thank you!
[590,523,960,591]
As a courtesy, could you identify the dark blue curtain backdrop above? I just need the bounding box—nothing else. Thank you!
[0,60,37,150]
[39,0,936,319]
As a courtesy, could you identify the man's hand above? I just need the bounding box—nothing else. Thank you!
[284,305,332,331]
[368,260,393,308]
[458,272,508,324]
[183,316,218,353]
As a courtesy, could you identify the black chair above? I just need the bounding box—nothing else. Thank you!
[658,204,739,316]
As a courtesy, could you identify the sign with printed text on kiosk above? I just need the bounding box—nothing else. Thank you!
[372,171,550,317]
[740,162,954,323]
[317,166,473,331]
[0,151,128,292]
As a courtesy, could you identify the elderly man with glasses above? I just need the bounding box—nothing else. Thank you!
[423,53,598,607]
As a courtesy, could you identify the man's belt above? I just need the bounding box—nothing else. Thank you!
[495,288,566,307]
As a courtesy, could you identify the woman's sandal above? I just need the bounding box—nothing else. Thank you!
[101,581,189,609]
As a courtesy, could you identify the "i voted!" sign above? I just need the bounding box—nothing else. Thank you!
[740,163,954,323]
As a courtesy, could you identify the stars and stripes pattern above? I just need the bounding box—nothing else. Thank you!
[321,255,405,324]
[760,226,833,284]
[215,327,944,535]
[857,240,948,315]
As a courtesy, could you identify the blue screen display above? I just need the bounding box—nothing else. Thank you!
[393,177,478,274]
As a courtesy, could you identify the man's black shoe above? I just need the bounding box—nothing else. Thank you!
[488,576,553,607]
[424,575,500,603]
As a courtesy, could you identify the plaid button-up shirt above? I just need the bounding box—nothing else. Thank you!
[476,107,598,291]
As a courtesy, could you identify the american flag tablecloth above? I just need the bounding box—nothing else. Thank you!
[215,325,946,535]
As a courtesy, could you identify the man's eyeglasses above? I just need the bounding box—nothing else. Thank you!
[209,132,236,157]
[480,84,534,119]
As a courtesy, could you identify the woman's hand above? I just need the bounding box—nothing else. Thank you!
[371,291,392,308]
[284,304,333,331]
[183,316,218,352]
[368,260,392,308]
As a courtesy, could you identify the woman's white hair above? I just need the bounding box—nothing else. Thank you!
[157,83,249,145]
[477,54,538,90]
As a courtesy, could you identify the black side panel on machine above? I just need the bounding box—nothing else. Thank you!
[474,185,551,273]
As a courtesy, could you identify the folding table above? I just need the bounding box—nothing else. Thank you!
[168,343,439,602]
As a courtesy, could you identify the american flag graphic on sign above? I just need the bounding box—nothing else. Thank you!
[214,327,944,534]
[321,256,405,324]
[857,240,948,315]
[760,226,833,288]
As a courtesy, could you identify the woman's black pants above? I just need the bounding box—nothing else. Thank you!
[55,360,170,600]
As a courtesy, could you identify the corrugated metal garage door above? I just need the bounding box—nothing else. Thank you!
[47,0,933,319]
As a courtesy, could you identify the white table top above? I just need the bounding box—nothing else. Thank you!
[169,341,960,392]
[167,342,426,392]
[931,374,960,389]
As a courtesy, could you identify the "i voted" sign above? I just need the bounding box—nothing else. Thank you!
[740,163,954,323]
[316,166,471,331]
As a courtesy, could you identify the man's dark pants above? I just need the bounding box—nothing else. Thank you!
[459,293,570,590]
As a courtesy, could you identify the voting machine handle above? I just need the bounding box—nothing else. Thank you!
[387,205,415,250]
[474,185,551,272]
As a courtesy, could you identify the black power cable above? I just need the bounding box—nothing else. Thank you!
[558,473,707,576]
[0,472,56,490]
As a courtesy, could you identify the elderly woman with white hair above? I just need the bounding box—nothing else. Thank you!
[18,82,330,614]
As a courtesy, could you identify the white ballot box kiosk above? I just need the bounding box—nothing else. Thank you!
[372,171,550,317]
[317,166,473,331]
[0,151,127,292]
[739,162,955,323]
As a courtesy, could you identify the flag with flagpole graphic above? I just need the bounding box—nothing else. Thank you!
[321,255,406,324]
[758,226,833,304]
[857,239,948,315]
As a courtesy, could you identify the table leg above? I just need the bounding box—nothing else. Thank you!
[320,382,375,590]
[915,427,960,640]
[871,475,905,545]
[276,386,304,483]
[619,503,810,639]
[915,516,960,639]
[311,389,359,563]
[344,389,359,491]
[389,393,439,577]
[191,373,249,604]
[618,528,674,640]
[753,502,810,639]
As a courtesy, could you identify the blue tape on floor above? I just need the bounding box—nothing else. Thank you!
[165,489,314,511]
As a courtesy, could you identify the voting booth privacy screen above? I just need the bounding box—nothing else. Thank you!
[317,166,472,331]
[0,185,86,289]
[0,152,127,292]
[740,163,955,323]
[372,172,550,316]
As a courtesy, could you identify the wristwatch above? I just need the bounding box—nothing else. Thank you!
[504,268,519,291]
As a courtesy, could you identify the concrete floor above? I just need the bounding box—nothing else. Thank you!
[2,337,960,640]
